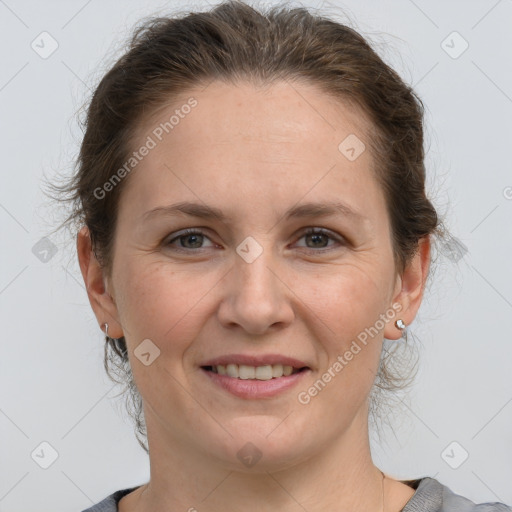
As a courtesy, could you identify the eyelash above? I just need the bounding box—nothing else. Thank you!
[164,227,345,254]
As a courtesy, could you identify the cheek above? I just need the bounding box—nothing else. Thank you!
[299,265,389,344]
[115,262,217,347]
[297,268,388,406]
[298,271,385,409]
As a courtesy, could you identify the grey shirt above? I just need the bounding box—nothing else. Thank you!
[81,477,511,511]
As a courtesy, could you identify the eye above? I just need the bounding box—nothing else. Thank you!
[294,227,344,252]
[165,228,216,251]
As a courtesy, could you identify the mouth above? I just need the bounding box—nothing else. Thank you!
[201,363,309,380]
[199,354,311,398]
[199,357,311,399]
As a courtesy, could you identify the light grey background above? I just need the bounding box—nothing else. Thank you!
[1,0,511,510]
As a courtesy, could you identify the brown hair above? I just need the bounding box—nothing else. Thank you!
[47,0,448,453]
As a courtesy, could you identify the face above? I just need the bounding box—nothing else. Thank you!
[94,80,414,470]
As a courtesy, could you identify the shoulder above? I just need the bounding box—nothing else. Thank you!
[402,477,511,512]
[80,486,140,512]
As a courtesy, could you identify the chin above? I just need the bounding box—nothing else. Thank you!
[204,422,316,473]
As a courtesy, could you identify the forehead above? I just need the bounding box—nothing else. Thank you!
[132,79,371,153]
[119,79,384,226]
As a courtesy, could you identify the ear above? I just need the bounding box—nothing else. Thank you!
[77,226,124,339]
[384,235,431,341]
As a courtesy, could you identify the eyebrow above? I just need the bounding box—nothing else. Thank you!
[141,200,368,225]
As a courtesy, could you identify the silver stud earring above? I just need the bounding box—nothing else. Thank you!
[395,319,406,330]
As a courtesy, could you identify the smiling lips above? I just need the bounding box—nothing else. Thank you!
[201,353,310,379]
[200,353,311,398]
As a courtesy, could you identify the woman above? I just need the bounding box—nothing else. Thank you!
[55,1,510,510]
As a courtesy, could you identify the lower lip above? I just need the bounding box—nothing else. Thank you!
[201,368,310,399]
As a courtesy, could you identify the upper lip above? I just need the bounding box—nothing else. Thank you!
[201,354,310,369]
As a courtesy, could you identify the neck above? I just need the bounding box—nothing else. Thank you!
[131,405,387,512]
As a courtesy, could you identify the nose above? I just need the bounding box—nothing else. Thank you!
[217,243,295,335]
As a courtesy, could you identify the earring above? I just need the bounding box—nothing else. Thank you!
[395,319,406,330]
[103,322,113,341]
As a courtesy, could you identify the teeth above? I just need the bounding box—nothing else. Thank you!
[238,365,255,379]
[212,364,299,380]
[256,365,273,380]
[272,364,283,377]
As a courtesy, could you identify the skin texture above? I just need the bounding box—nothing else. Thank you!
[78,80,430,511]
